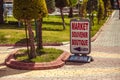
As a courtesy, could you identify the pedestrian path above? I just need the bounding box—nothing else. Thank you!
[92,10,120,54]
[0,10,120,80]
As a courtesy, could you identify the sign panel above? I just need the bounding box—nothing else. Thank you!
[70,19,91,54]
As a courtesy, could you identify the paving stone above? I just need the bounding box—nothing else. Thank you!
[0,10,120,80]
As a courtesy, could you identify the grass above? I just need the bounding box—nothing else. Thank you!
[91,17,108,37]
[0,16,70,44]
[1,16,108,63]
[0,15,108,44]
[42,16,70,43]
[0,24,26,44]
[15,48,63,62]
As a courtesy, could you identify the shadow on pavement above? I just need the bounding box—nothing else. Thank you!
[65,62,87,66]
[14,38,28,47]
[0,65,30,78]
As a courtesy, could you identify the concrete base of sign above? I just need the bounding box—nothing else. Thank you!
[66,54,93,63]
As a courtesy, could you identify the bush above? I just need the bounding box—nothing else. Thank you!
[13,0,48,20]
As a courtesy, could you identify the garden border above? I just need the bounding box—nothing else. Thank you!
[5,50,70,70]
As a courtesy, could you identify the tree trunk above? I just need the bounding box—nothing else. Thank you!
[34,19,38,39]
[60,8,66,30]
[24,21,30,57]
[97,17,100,24]
[36,18,43,49]
[68,7,73,18]
[91,14,94,26]
[26,20,36,59]
[104,5,107,19]
[0,0,4,24]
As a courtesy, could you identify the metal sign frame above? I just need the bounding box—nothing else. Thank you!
[70,18,91,54]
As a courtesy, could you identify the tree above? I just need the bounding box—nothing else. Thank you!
[55,0,68,30]
[67,0,77,18]
[102,0,111,19]
[45,0,55,13]
[86,0,98,25]
[82,0,88,17]
[76,0,88,18]
[0,0,3,24]
[13,0,48,59]
[97,0,104,24]
[36,0,48,49]
[110,0,119,9]
[36,0,56,49]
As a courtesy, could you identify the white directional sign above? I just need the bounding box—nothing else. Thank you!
[70,19,91,54]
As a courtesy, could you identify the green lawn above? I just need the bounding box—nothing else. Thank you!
[15,48,63,62]
[91,17,108,37]
[0,15,107,44]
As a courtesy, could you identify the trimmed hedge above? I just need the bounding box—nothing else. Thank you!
[13,0,48,20]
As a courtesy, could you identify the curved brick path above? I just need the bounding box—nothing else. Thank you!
[0,10,120,80]
[92,10,120,54]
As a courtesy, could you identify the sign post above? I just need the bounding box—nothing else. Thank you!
[67,18,93,63]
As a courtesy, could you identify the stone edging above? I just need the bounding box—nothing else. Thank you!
[0,43,63,47]
[91,10,116,42]
[91,28,102,42]
[5,50,71,70]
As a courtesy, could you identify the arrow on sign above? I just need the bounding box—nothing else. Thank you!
[74,47,81,51]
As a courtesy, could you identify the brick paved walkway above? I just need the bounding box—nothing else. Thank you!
[0,10,120,80]
[92,10,120,54]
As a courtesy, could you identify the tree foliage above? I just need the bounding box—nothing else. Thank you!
[67,0,77,7]
[45,0,55,13]
[86,0,98,14]
[102,0,111,18]
[55,0,68,30]
[67,0,77,18]
[86,0,97,25]
[34,0,48,50]
[13,0,48,59]
[55,0,68,8]
[82,0,88,17]
[13,0,48,20]
[97,0,104,24]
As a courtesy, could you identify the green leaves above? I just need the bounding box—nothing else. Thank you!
[97,0,105,20]
[55,0,68,8]
[86,0,98,13]
[13,0,48,20]
[45,0,55,13]
[67,0,78,7]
